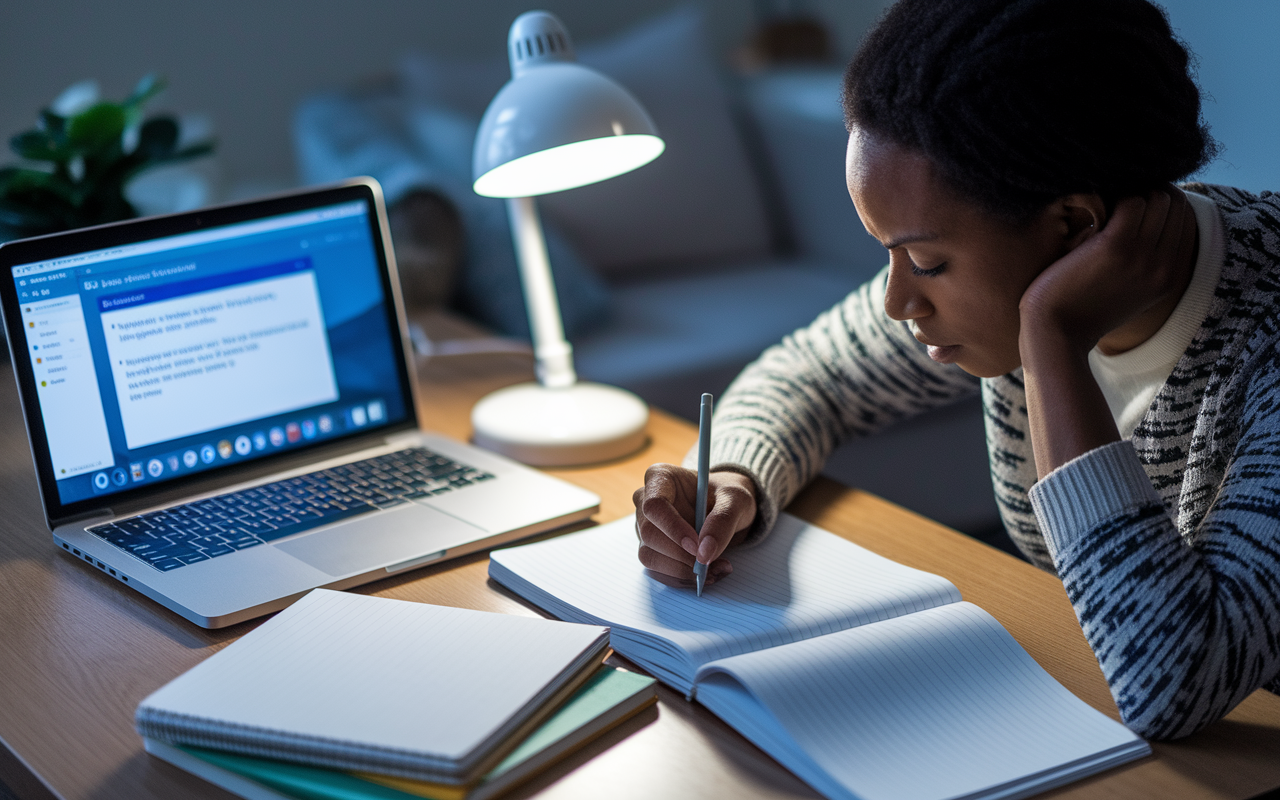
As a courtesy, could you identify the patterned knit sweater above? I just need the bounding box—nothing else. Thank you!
[696,184,1280,740]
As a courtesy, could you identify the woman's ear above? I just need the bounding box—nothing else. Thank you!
[1058,193,1107,251]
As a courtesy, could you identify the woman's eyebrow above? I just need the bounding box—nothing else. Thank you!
[882,232,940,249]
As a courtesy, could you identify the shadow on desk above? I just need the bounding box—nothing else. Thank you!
[0,775,23,800]
[1156,718,1280,798]
[503,703,661,800]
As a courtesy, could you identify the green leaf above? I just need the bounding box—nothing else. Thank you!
[136,117,179,157]
[39,110,67,141]
[3,170,78,206]
[125,74,165,109]
[10,130,68,162]
[1,166,54,191]
[67,103,127,153]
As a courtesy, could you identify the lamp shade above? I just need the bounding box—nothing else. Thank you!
[472,12,664,198]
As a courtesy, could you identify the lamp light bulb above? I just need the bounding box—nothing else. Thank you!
[473,134,664,198]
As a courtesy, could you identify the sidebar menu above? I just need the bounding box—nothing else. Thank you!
[21,295,116,480]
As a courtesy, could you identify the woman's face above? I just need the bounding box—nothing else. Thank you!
[845,126,1066,378]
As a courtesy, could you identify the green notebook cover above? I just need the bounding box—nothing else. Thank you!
[161,667,656,800]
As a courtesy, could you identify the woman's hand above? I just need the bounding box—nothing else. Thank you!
[632,464,758,586]
[1019,186,1197,357]
[1018,186,1198,478]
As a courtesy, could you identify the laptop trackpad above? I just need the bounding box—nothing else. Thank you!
[275,504,486,577]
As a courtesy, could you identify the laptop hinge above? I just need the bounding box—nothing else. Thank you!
[52,508,117,530]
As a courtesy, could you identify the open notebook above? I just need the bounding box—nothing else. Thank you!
[489,513,1151,800]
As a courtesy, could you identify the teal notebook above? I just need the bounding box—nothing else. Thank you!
[144,667,657,800]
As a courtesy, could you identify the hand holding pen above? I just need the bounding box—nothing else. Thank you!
[632,392,758,592]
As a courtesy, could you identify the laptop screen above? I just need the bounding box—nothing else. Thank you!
[7,193,411,506]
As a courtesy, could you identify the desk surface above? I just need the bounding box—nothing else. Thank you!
[1,314,1278,800]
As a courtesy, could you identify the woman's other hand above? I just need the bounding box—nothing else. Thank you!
[1019,185,1197,357]
[631,464,758,586]
[1017,185,1198,477]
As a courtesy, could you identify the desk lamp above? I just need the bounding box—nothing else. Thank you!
[470,11,665,466]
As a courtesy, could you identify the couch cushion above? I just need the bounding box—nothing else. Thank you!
[739,68,886,274]
[400,7,774,277]
[572,259,862,389]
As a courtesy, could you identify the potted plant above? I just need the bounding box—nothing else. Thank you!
[0,75,214,242]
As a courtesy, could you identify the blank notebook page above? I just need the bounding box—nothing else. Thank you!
[490,513,960,669]
[137,589,606,762]
[695,602,1148,800]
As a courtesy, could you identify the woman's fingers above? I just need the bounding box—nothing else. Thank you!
[639,550,734,587]
[1151,187,1193,277]
[637,541,694,576]
[634,463,702,572]
[1103,194,1149,241]
[694,475,757,564]
[632,464,759,583]
[636,511,695,565]
[638,464,698,550]
[1174,192,1198,278]
[1136,186,1173,247]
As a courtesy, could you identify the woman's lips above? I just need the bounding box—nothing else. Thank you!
[926,344,961,363]
[908,324,960,363]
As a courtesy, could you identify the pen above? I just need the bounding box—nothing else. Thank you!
[693,392,712,597]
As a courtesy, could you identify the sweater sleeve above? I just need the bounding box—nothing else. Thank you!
[1029,354,1280,740]
[683,266,980,541]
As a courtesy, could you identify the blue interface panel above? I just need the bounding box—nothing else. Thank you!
[9,200,410,504]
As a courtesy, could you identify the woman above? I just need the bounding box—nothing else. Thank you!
[632,0,1280,740]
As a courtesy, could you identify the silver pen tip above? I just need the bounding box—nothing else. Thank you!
[693,561,707,597]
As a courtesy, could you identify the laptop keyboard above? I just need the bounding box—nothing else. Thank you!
[88,447,494,573]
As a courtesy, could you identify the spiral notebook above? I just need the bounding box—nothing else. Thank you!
[488,513,1152,800]
[135,589,610,785]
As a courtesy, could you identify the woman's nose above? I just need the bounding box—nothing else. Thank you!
[883,254,933,321]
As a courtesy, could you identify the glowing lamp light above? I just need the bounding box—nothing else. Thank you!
[473,134,665,198]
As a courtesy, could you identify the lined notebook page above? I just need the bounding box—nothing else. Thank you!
[136,590,607,769]
[695,602,1149,800]
[489,513,959,688]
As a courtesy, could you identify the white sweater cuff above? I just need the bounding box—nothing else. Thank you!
[1028,440,1163,561]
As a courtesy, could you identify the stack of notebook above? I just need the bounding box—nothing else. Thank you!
[137,589,657,800]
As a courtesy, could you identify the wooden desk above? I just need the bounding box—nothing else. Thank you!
[1,314,1278,800]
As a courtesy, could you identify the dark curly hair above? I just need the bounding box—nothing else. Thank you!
[842,0,1218,221]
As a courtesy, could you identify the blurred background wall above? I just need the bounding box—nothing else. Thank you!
[0,0,889,200]
[2,0,1273,201]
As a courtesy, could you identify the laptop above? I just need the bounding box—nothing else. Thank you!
[0,179,600,628]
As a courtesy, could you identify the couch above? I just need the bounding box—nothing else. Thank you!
[294,7,1008,548]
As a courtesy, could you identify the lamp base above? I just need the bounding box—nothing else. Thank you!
[471,382,649,467]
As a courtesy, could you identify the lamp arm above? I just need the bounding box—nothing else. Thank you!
[506,196,577,388]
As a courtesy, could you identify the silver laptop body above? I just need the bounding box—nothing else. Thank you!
[0,179,599,628]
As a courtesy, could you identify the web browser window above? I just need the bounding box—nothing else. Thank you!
[9,199,410,504]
